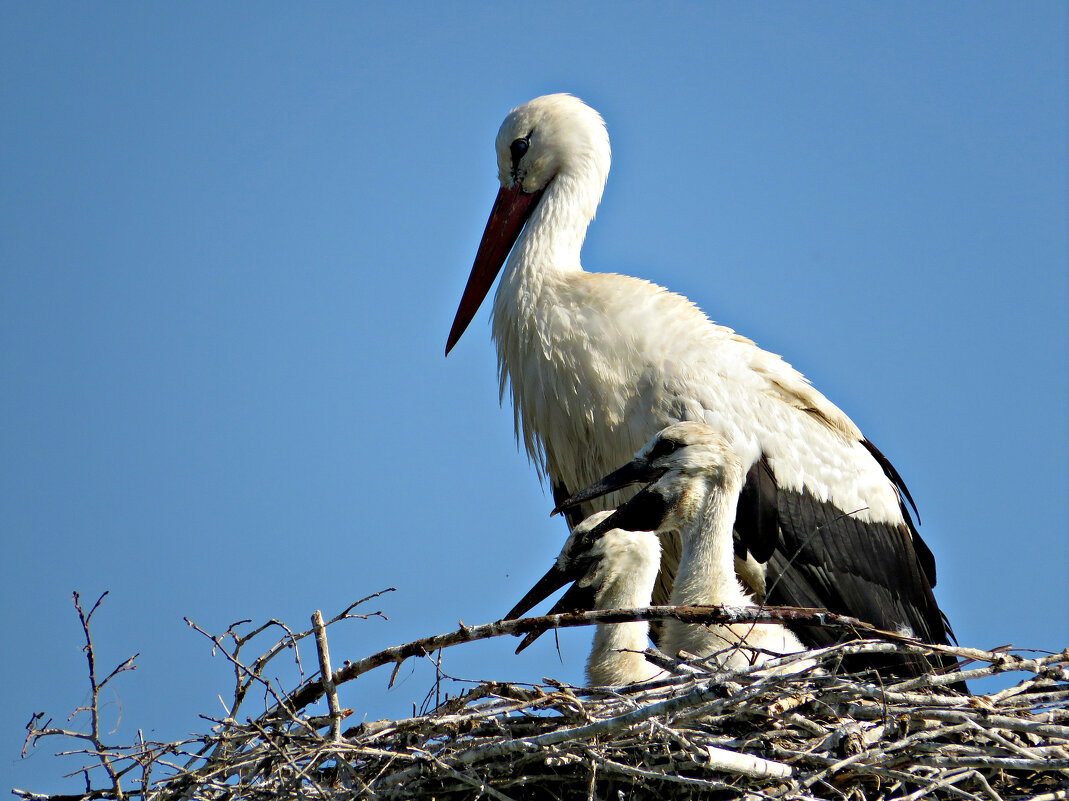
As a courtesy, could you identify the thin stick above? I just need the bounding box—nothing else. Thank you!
[311,610,342,742]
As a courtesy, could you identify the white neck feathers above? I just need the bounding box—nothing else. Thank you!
[586,530,664,686]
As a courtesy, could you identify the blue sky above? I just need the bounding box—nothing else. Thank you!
[2,5,1066,794]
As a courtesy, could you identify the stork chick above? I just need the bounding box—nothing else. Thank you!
[507,511,664,686]
[557,422,806,668]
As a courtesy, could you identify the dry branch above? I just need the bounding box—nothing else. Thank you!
[277,602,919,715]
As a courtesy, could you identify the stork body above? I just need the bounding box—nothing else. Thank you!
[448,94,954,658]
[557,423,806,668]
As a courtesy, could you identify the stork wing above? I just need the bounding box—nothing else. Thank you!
[735,453,961,682]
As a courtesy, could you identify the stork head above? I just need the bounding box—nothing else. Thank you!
[506,511,660,654]
[581,528,662,608]
[505,509,617,624]
[445,94,611,354]
[554,422,744,532]
[492,93,610,196]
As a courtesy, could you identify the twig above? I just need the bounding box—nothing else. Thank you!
[311,610,343,742]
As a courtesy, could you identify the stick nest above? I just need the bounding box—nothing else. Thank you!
[17,592,1069,801]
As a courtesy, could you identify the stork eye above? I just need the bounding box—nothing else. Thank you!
[647,438,681,461]
[510,136,530,166]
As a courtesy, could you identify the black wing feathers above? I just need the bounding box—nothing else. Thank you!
[861,438,938,588]
[860,438,919,521]
[736,449,959,681]
[734,456,780,563]
[767,488,946,645]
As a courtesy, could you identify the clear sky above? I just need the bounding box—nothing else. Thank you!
[2,4,1066,794]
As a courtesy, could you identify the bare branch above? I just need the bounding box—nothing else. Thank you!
[311,610,343,742]
[278,603,909,715]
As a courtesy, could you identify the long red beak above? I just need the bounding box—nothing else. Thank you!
[445,184,544,355]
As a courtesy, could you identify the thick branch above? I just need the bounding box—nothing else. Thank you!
[274,604,906,716]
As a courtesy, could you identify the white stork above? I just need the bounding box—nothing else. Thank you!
[447,93,955,665]
[508,510,665,686]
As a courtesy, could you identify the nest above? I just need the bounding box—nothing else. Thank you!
[17,591,1069,801]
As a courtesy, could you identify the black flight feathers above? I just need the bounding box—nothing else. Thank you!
[734,457,780,564]
[739,449,961,683]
